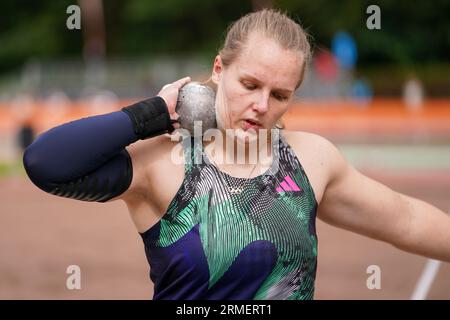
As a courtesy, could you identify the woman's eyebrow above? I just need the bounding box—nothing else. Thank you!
[240,73,293,94]
[240,73,262,84]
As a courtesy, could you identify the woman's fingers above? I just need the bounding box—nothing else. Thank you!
[157,76,191,115]
[170,111,180,121]
[172,76,191,89]
[162,83,172,90]
[171,119,180,129]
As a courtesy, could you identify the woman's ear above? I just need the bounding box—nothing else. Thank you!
[211,55,223,85]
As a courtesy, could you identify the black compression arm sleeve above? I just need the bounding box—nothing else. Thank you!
[23,96,173,202]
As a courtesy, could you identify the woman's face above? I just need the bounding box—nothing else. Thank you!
[212,32,304,133]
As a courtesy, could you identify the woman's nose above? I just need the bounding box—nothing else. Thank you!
[253,92,270,114]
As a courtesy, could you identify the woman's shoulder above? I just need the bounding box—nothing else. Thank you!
[280,130,347,190]
[120,134,183,201]
[281,130,338,153]
[126,133,181,163]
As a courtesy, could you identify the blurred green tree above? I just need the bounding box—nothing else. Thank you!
[0,0,448,95]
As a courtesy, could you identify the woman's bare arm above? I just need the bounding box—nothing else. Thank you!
[315,136,450,262]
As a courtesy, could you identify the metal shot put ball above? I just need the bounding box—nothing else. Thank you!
[175,82,217,136]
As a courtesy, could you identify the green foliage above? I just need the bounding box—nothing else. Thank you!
[0,0,448,73]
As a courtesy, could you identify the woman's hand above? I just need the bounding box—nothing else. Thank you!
[157,76,191,129]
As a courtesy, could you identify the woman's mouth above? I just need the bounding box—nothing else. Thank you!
[242,119,262,131]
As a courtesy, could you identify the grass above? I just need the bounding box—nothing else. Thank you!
[0,160,25,177]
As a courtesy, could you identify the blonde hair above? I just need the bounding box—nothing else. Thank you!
[219,9,311,87]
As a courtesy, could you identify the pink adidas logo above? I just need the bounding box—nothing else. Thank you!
[275,175,302,193]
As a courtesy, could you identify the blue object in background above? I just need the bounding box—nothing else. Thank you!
[351,79,373,104]
[332,31,357,70]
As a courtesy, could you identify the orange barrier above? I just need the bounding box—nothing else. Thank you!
[1,98,449,138]
[0,99,135,135]
[284,98,450,139]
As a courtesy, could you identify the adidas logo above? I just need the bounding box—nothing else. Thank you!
[275,175,302,193]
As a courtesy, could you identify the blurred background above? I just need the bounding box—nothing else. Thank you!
[0,0,449,299]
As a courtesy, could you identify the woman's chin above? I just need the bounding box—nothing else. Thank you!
[215,122,260,144]
[233,127,258,144]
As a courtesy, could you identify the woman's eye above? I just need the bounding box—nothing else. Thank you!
[242,81,257,90]
[272,92,287,101]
